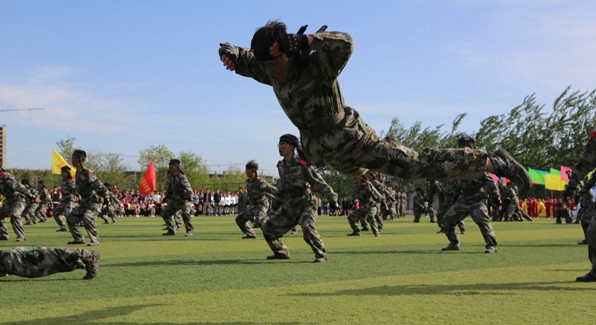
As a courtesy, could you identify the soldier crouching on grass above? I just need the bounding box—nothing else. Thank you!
[0,246,99,280]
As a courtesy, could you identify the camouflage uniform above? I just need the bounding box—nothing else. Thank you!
[347,178,385,237]
[427,179,465,234]
[162,170,194,236]
[22,184,39,225]
[35,185,51,222]
[370,178,390,231]
[100,191,121,224]
[567,131,596,281]
[0,246,99,280]
[262,156,336,262]
[504,185,532,222]
[53,176,78,232]
[381,183,397,221]
[0,171,28,241]
[442,172,502,253]
[235,177,278,238]
[576,177,596,244]
[223,31,523,183]
[399,189,407,218]
[68,168,110,246]
[412,191,426,223]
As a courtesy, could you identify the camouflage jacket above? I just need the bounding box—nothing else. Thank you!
[165,171,193,202]
[23,186,39,204]
[60,178,79,202]
[454,172,502,207]
[0,171,27,199]
[427,179,459,209]
[275,156,336,202]
[229,32,354,131]
[351,180,383,205]
[245,177,278,207]
[38,187,52,205]
[75,168,109,205]
[412,193,426,212]
[371,180,393,205]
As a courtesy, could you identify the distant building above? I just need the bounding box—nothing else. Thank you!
[0,125,5,169]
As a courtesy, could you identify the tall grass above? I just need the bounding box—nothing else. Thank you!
[1,215,593,325]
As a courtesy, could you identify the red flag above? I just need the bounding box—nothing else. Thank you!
[139,161,156,196]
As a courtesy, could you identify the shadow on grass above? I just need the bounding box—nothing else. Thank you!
[292,281,594,297]
[107,258,316,267]
[6,303,301,325]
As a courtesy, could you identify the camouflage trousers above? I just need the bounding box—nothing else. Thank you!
[347,202,379,236]
[100,205,117,224]
[300,106,489,178]
[442,200,497,249]
[235,203,268,237]
[0,196,26,241]
[161,200,193,233]
[437,203,465,233]
[35,203,49,222]
[262,196,326,260]
[0,246,89,278]
[585,217,596,274]
[67,202,102,244]
[22,202,39,224]
[54,200,75,229]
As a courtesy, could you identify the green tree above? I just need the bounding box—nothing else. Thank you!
[56,135,77,159]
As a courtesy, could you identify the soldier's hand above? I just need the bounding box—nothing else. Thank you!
[278,34,309,55]
[219,43,238,71]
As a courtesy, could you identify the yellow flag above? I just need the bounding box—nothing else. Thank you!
[52,149,76,178]
[545,173,566,191]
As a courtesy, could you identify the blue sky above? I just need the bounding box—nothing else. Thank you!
[1,0,595,176]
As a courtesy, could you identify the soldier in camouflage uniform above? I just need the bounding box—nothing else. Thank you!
[347,173,385,237]
[34,180,51,223]
[262,134,338,262]
[218,20,531,193]
[503,182,532,222]
[67,150,110,246]
[441,137,503,253]
[412,188,426,223]
[398,188,407,218]
[0,168,28,242]
[565,129,596,281]
[576,173,596,245]
[161,159,194,237]
[0,246,99,280]
[367,171,391,232]
[21,178,39,225]
[99,183,120,224]
[235,160,278,239]
[53,166,78,233]
[427,179,466,234]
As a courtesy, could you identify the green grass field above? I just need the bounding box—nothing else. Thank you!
[1,215,593,325]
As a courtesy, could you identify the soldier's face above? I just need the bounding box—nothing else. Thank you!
[245,169,255,179]
[278,143,293,156]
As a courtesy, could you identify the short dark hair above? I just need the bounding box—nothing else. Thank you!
[457,136,475,148]
[251,20,288,61]
[246,160,259,172]
[72,149,87,162]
